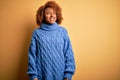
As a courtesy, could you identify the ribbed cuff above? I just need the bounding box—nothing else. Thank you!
[64,73,72,79]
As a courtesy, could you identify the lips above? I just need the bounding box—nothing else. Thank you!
[50,18,55,21]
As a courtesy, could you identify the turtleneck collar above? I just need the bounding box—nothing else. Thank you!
[40,22,58,31]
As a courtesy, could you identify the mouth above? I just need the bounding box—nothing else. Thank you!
[49,17,55,21]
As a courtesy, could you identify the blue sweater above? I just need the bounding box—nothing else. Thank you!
[27,22,75,80]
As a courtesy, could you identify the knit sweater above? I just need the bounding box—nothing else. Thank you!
[27,22,75,80]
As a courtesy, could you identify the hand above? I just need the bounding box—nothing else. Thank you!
[64,78,69,80]
[34,78,38,80]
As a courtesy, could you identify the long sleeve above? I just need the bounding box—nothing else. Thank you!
[63,29,76,80]
[27,31,38,80]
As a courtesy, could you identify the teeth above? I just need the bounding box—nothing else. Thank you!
[50,18,54,20]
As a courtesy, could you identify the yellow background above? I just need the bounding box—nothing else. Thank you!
[0,0,120,80]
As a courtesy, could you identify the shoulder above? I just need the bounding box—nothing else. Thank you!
[58,25,68,34]
[32,28,38,35]
[31,27,42,37]
[58,26,69,39]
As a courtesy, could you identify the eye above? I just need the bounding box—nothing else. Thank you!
[46,12,51,15]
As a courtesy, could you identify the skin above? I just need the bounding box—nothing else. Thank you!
[34,78,68,80]
[33,7,68,80]
[34,78,38,80]
[64,78,69,80]
[44,7,57,24]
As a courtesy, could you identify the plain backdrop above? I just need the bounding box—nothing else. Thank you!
[0,0,120,80]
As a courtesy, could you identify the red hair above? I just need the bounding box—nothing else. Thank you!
[36,1,63,26]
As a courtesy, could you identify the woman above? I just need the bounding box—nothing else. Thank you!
[27,1,75,80]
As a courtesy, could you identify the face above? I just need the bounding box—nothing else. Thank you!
[44,7,57,24]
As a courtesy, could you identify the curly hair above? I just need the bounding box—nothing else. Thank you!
[36,1,63,26]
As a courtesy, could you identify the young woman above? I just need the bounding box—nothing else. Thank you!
[27,1,75,80]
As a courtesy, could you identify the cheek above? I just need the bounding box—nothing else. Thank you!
[45,15,50,20]
[53,14,57,17]
[45,15,49,18]
[55,15,57,18]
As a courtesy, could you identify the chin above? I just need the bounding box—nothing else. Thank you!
[49,21,55,24]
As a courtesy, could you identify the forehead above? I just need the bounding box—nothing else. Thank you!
[45,7,56,12]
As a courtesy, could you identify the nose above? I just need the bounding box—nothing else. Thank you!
[50,13,54,17]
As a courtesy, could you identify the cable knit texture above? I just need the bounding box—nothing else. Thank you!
[27,22,75,80]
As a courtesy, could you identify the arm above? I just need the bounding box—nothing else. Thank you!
[63,29,76,80]
[27,31,38,80]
